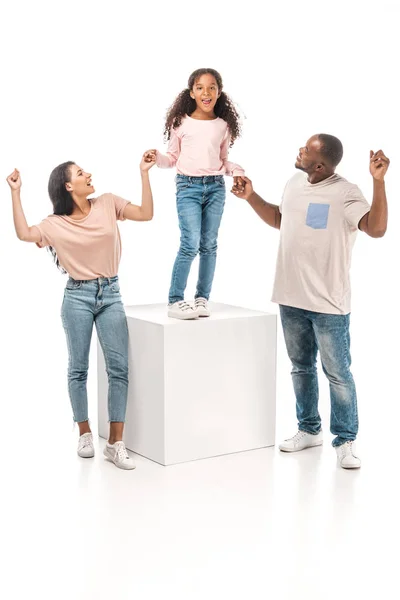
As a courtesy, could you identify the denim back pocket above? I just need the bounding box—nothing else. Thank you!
[306,203,330,229]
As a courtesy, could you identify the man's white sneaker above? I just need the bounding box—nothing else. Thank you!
[335,441,361,469]
[168,301,199,320]
[77,432,95,458]
[194,297,210,317]
[103,441,136,470]
[279,430,323,452]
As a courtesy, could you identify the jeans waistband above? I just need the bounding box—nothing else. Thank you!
[176,174,224,182]
[67,275,119,284]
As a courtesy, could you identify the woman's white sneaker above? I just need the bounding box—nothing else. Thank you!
[168,301,199,320]
[194,297,210,317]
[77,432,95,458]
[103,441,136,470]
[335,441,361,469]
[279,430,323,452]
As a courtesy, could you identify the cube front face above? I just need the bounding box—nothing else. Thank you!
[98,305,277,466]
[163,315,276,465]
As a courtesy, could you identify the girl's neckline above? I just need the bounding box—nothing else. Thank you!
[186,114,220,122]
[63,199,94,223]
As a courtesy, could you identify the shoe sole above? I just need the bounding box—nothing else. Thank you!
[103,448,136,470]
[168,312,199,320]
[279,441,323,453]
[338,461,361,469]
[78,451,95,458]
[197,310,210,317]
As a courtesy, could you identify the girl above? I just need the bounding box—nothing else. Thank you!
[7,154,155,470]
[145,68,245,320]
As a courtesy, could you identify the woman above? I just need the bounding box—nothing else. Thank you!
[7,153,155,470]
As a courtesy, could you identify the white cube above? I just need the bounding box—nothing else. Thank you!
[98,302,277,465]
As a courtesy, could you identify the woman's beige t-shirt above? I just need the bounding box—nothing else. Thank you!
[35,193,130,280]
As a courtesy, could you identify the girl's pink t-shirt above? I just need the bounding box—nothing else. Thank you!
[34,193,130,280]
[156,116,245,177]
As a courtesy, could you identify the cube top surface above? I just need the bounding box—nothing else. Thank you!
[124,302,274,325]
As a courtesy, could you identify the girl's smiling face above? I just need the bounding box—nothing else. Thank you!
[190,73,220,116]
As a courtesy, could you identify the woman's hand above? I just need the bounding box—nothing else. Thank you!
[6,169,22,191]
[141,150,157,171]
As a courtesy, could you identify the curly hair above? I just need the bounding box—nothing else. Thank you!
[163,68,241,147]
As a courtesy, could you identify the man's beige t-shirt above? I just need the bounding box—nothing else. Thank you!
[35,193,130,280]
[271,172,370,315]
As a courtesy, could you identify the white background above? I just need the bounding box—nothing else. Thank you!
[1,1,399,598]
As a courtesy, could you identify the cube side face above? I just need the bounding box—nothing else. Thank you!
[98,317,166,464]
[163,314,277,465]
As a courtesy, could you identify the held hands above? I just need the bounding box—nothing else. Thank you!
[370,150,390,182]
[6,168,22,190]
[233,175,245,193]
[141,149,157,172]
[231,176,254,201]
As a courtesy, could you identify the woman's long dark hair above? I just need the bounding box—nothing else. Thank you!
[47,161,75,273]
[164,68,242,146]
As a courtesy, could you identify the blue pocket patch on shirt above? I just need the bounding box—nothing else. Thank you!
[306,203,330,229]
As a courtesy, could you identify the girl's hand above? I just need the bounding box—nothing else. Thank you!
[143,149,157,163]
[231,176,254,201]
[140,151,156,172]
[6,169,22,190]
[233,175,245,193]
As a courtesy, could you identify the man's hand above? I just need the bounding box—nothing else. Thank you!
[231,176,254,201]
[370,150,390,182]
[233,175,245,193]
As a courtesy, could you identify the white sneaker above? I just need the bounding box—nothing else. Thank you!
[194,297,210,317]
[103,441,136,470]
[335,441,361,469]
[77,432,95,458]
[168,301,199,320]
[279,430,323,452]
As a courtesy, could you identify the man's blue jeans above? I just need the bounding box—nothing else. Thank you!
[279,305,359,447]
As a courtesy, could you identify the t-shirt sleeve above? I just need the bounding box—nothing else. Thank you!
[344,185,370,230]
[112,194,131,221]
[34,218,53,248]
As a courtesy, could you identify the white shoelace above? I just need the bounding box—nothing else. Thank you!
[289,431,307,443]
[79,434,93,449]
[114,442,129,462]
[341,441,355,456]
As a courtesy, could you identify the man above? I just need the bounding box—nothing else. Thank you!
[232,134,389,469]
